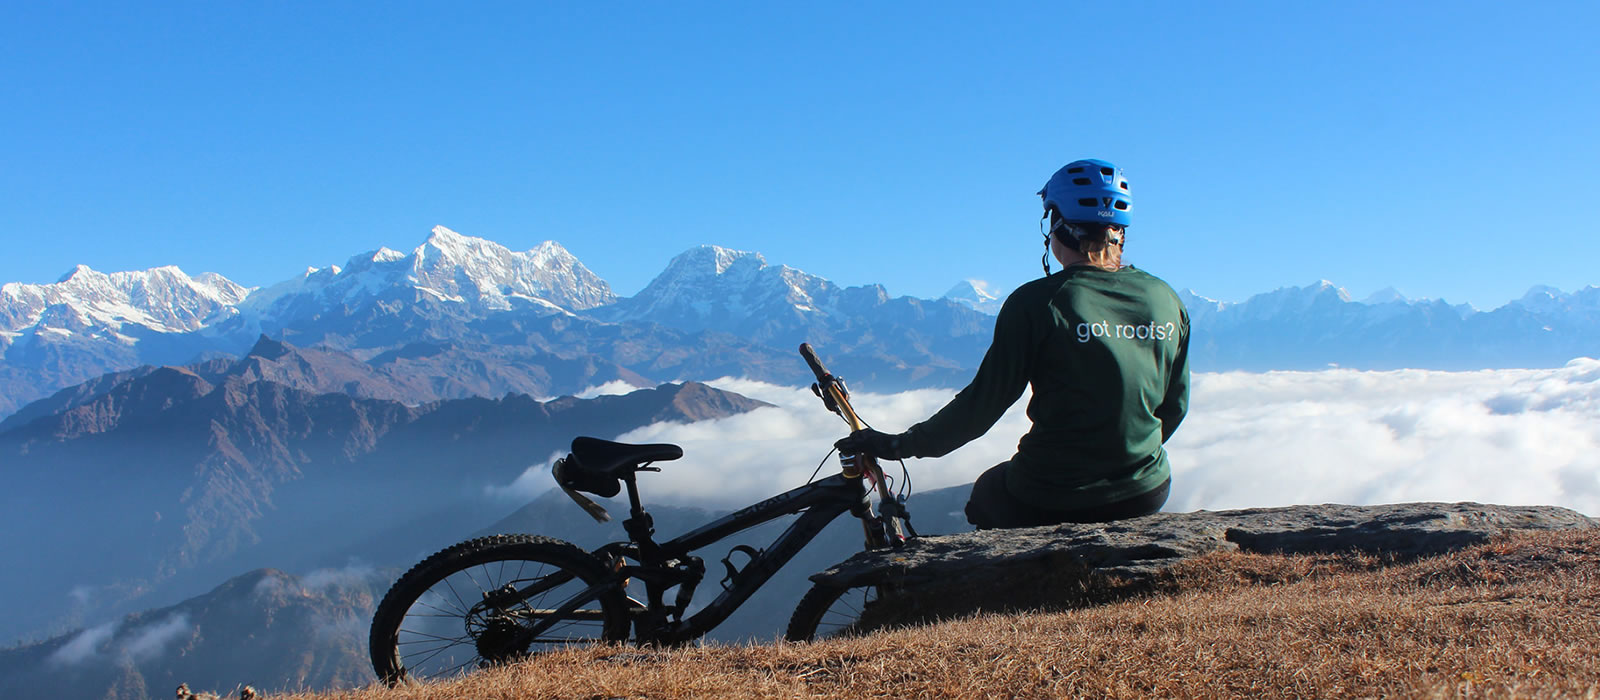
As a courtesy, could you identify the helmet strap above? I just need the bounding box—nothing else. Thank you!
[1039,213,1051,276]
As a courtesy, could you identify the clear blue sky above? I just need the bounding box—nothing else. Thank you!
[3,2,1596,309]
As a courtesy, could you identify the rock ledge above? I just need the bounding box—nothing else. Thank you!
[814,502,1597,590]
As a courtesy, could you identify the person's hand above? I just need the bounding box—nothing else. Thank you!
[834,429,905,460]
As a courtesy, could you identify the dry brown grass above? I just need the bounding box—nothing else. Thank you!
[276,529,1600,699]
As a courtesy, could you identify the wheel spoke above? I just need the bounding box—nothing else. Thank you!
[372,538,624,686]
[411,596,466,619]
[440,576,473,618]
[789,584,882,641]
[403,636,470,671]
[460,566,490,598]
[398,629,473,645]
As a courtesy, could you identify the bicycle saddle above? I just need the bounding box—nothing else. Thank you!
[570,436,683,478]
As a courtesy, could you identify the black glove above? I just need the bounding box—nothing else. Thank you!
[834,429,906,460]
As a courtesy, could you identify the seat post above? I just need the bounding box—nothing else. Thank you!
[623,474,646,519]
[621,474,659,560]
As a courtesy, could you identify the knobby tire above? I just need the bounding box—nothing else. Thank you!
[368,534,628,686]
[785,582,884,642]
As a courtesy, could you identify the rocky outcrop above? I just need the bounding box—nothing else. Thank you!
[812,503,1597,626]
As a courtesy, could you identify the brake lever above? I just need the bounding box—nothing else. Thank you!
[811,382,841,415]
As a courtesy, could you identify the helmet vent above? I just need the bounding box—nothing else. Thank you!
[1113,200,1129,210]
[1077,198,1098,207]
[1067,166,1085,174]
[1100,167,1114,176]
[1072,177,1090,185]
[1119,182,1129,190]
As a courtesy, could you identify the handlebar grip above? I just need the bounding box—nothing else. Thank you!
[799,343,830,381]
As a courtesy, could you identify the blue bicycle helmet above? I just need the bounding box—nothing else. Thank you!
[1038,159,1132,228]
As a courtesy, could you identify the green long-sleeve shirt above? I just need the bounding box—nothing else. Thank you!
[901,265,1190,511]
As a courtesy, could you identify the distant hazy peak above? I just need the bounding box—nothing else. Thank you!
[1310,279,1354,302]
[1363,286,1409,304]
[1520,284,1564,301]
[942,279,1005,314]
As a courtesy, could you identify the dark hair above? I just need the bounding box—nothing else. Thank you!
[1049,211,1125,270]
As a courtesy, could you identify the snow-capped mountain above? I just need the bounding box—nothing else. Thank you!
[0,227,621,417]
[0,266,254,418]
[0,265,250,343]
[1512,285,1600,324]
[241,225,615,325]
[5,225,1600,421]
[591,245,993,372]
[595,246,836,332]
[1177,281,1600,370]
[942,279,1005,315]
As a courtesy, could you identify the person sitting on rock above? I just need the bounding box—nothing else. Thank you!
[836,158,1190,529]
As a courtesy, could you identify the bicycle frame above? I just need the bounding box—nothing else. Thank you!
[373,342,916,683]
[510,343,907,647]
[505,469,884,649]
[633,471,872,642]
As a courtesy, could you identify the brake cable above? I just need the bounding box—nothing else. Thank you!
[806,449,835,485]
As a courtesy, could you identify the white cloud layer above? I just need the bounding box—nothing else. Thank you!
[122,613,190,662]
[300,564,377,592]
[48,621,117,666]
[1167,358,1600,514]
[497,359,1600,517]
[46,612,193,666]
[609,378,1032,506]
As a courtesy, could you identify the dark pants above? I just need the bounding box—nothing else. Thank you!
[964,462,1170,530]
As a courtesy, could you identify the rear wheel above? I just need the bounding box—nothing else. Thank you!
[369,535,628,686]
[785,582,887,642]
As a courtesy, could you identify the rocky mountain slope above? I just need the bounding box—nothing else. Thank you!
[0,568,379,700]
[0,341,769,646]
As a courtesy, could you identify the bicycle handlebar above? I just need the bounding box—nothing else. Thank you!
[798,342,829,383]
[799,343,911,545]
[799,343,869,432]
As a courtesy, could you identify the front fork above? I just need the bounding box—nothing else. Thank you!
[843,453,914,550]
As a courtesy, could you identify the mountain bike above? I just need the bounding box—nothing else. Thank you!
[368,343,916,685]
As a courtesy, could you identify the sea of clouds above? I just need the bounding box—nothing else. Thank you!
[499,358,1600,518]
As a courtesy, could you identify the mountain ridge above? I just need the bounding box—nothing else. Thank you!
[0,341,770,647]
[4,226,1598,420]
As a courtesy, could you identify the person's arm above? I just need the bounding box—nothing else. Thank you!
[899,293,1036,458]
[1155,310,1190,442]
